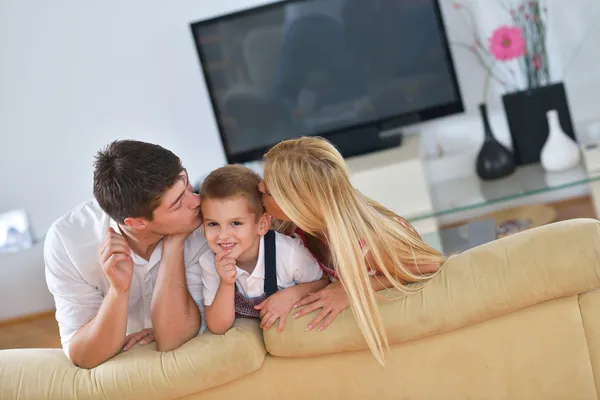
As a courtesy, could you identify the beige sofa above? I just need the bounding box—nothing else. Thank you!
[2,218,600,400]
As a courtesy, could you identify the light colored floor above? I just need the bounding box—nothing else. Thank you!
[0,312,61,350]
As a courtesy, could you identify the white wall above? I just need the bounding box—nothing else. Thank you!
[0,242,53,320]
[0,0,274,237]
[0,0,274,319]
[1,0,599,237]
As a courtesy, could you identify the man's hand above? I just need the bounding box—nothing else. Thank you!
[214,248,236,286]
[162,232,189,250]
[122,328,155,351]
[255,286,304,332]
[98,227,134,293]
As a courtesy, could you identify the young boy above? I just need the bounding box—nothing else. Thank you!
[199,165,328,334]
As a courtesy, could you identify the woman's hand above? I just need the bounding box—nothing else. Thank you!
[292,282,350,332]
[254,286,303,332]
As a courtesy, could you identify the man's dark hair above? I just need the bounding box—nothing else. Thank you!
[93,140,184,223]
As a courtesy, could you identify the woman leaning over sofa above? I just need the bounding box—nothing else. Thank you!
[258,136,445,364]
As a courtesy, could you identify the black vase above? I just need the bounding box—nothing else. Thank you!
[476,104,516,180]
[502,82,576,166]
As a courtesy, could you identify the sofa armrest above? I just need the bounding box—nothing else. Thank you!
[264,219,600,357]
[0,319,265,400]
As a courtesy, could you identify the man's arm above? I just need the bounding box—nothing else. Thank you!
[204,282,236,334]
[45,226,133,369]
[151,236,201,351]
[287,274,330,300]
[68,288,129,368]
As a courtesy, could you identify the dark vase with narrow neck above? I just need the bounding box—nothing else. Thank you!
[476,103,516,180]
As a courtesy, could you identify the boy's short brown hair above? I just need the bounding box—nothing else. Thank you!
[200,165,264,218]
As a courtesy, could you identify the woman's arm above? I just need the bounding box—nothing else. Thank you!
[369,274,393,291]
[366,246,441,278]
[290,275,396,331]
[255,274,329,331]
[287,274,330,302]
[290,217,439,332]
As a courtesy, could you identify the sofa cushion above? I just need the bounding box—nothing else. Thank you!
[0,318,265,400]
[264,218,600,358]
[194,296,597,400]
[579,289,600,396]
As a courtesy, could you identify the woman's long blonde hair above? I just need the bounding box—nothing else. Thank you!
[263,136,446,365]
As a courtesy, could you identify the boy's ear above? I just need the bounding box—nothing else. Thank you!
[257,213,270,235]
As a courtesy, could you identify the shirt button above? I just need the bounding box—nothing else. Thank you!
[145,293,152,299]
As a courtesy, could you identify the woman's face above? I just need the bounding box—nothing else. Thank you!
[258,180,290,221]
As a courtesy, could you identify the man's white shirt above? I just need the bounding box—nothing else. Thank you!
[44,199,208,359]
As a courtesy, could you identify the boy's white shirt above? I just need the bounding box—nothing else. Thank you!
[200,232,323,306]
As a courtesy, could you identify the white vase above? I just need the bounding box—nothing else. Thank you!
[540,110,580,172]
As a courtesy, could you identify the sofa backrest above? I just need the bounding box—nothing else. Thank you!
[264,218,600,358]
[579,289,600,396]
[0,319,266,400]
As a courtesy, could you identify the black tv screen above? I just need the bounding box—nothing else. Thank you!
[191,0,463,163]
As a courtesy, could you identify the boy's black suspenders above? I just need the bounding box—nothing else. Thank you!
[263,230,277,297]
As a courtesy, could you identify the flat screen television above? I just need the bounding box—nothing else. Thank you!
[191,0,464,163]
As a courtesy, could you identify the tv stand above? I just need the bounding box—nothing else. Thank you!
[326,126,403,159]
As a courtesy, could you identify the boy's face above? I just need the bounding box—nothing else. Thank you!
[201,197,269,264]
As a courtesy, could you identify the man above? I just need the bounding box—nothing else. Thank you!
[44,140,208,369]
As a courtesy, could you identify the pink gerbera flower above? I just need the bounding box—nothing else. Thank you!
[489,26,526,61]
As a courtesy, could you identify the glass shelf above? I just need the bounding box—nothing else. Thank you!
[409,162,600,222]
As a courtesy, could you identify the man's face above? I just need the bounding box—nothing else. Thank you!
[202,197,268,263]
[148,171,202,236]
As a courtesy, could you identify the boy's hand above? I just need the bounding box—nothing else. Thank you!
[215,248,236,286]
[254,286,303,332]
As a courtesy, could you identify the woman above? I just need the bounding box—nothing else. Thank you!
[258,136,445,365]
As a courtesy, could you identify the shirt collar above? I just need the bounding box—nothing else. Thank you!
[236,235,265,279]
[109,218,121,234]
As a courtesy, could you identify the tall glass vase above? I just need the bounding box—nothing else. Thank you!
[475,104,516,180]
